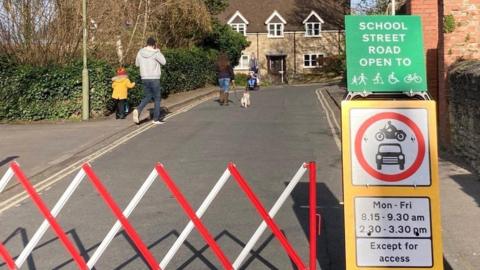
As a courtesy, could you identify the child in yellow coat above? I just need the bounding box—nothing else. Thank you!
[112,67,135,119]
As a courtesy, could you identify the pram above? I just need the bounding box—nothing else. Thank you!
[246,71,259,91]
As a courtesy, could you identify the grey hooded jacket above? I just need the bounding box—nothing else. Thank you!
[135,46,166,80]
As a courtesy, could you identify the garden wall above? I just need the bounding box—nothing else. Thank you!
[448,60,480,174]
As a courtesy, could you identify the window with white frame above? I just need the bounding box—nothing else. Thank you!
[228,11,249,36]
[231,23,246,36]
[236,54,250,70]
[265,11,286,38]
[305,22,321,36]
[303,10,324,37]
[268,23,284,37]
[304,54,324,68]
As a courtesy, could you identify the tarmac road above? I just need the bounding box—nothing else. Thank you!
[1,83,478,270]
[0,84,345,269]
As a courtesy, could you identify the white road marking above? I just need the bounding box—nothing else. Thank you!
[315,89,341,150]
[315,89,345,205]
[0,95,213,215]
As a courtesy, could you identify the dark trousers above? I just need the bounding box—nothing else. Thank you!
[115,99,126,119]
[137,79,161,121]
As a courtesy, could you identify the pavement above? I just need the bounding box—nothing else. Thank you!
[0,86,219,193]
[324,85,480,270]
[0,82,478,269]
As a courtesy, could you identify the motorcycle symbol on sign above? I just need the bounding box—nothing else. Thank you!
[373,121,409,171]
[375,121,406,142]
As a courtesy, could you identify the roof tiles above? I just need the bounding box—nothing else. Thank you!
[218,0,347,33]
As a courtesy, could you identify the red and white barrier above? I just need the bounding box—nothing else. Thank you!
[0,163,159,270]
[0,163,89,269]
[0,161,318,270]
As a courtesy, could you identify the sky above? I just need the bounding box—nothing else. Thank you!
[351,0,361,6]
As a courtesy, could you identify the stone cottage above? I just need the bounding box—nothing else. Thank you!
[218,0,348,83]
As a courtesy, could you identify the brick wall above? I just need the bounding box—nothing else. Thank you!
[406,0,440,100]
[448,61,480,174]
[406,0,480,146]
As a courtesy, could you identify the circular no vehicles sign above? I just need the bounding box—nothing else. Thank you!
[350,108,430,186]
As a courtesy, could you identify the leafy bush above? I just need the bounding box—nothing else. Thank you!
[201,19,250,66]
[161,47,217,95]
[0,60,115,121]
[234,74,248,88]
[0,46,218,121]
[444,15,456,33]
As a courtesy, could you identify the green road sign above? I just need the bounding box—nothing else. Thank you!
[345,16,427,93]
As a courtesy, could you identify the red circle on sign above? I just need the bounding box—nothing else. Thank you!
[354,112,426,182]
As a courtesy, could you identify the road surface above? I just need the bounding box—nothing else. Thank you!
[0,84,344,269]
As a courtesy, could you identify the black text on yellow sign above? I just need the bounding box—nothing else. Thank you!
[341,100,443,270]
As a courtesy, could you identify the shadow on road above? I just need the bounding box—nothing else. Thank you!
[2,228,280,269]
[289,182,345,270]
[0,227,36,269]
[0,156,19,168]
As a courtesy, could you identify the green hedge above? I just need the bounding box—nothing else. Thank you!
[161,47,217,95]
[0,47,217,121]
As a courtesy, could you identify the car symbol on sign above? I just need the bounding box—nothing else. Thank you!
[376,143,405,170]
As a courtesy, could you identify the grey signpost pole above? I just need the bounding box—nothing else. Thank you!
[82,0,89,120]
[392,0,396,15]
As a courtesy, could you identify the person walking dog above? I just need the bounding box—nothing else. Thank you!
[133,37,166,124]
[216,53,235,106]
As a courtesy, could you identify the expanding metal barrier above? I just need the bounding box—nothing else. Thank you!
[0,162,318,270]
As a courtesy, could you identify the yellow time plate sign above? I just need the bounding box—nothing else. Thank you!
[341,100,443,270]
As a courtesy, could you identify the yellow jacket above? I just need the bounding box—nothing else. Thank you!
[112,76,135,99]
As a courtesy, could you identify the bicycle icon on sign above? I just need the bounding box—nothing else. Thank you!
[404,73,423,84]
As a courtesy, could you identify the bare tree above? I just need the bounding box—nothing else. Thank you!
[0,0,213,66]
[0,0,82,65]
[353,0,390,15]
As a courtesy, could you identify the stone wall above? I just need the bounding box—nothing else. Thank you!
[448,60,480,174]
[237,31,343,79]
[444,0,480,65]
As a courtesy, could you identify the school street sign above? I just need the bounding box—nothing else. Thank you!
[345,16,427,92]
[341,100,444,269]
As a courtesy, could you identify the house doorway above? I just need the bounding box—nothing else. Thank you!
[266,55,287,84]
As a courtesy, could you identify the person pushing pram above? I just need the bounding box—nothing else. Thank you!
[248,52,260,90]
[246,70,259,91]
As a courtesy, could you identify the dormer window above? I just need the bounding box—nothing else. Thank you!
[231,24,246,35]
[303,11,324,37]
[265,10,286,38]
[228,11,249,36]
[268,23,284,37]
[305,23,321,36]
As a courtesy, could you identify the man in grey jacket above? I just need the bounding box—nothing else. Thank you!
[133,37,166,124]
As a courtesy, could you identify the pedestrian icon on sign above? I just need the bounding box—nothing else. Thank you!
[352,73,368,86]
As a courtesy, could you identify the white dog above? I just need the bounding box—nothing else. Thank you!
[241,91,251,108]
